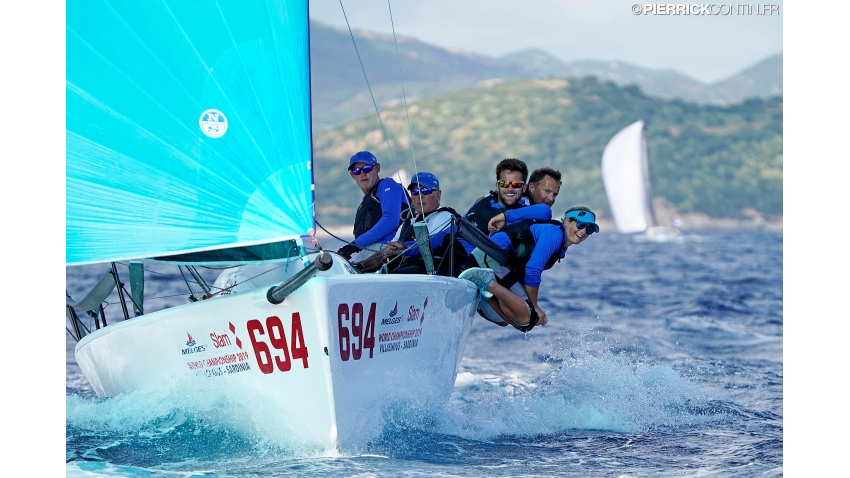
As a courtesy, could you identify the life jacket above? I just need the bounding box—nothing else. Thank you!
[501,219,567,272]
[353,178,410,239]
[463,191,524,235]
[391,207,468,277]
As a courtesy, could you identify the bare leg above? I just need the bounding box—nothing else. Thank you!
[483,281,531,327]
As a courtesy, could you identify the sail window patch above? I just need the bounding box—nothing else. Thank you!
[199,109,228,138]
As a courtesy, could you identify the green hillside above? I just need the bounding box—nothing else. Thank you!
[313,77,782,227]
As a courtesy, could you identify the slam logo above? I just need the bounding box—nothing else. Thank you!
[381,301,402,325]
[186,333,196,347]
[199,109,228,138]
[407,297,429,325]
[210,322,243,349]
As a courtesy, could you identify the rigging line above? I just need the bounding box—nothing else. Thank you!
[177,265,197,299]
[205,262,296,298]
[187,265,212,295]
[337,0,415,218]
[313,220,389,254]
[386,0,425,223]
[112,260,210,288]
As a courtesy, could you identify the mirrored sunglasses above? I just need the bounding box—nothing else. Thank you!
[497,180,525,188]
[350,164,375,175]
[409,187,436,196]
[576,221,599,235]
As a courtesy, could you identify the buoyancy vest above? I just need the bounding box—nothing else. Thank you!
[353,178,410,239]
[501,219,567,272]
[463,191,524,235]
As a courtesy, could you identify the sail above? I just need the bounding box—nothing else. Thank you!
[600,120,654,234]
[66,0,313,265]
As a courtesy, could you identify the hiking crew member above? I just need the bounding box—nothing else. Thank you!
[337,151,409,262]
[459,206,599,333]
[525,167,562,207]
[460,158,531,258]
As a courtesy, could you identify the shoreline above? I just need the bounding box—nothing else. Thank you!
[314,213,783,240]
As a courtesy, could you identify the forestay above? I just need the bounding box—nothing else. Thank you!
[66,0,314,265]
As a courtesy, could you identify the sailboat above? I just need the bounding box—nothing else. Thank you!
[66,0,478,449]
[600,120,680,239]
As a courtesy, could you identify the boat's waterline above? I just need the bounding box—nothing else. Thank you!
[75,271,479,449]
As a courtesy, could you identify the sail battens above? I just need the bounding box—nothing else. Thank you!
[67,0,313,265]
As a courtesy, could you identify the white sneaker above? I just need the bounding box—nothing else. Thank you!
[458,267,495,300]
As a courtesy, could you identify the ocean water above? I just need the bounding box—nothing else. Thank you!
[66,231,783,477]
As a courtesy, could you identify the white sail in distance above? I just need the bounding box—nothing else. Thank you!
[601,120,655,234]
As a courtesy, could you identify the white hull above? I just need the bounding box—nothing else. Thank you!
[75,255,478,448]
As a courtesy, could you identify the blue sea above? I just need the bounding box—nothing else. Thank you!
[66,231,783,477]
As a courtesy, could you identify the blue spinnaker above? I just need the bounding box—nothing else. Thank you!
[66,0,313,265]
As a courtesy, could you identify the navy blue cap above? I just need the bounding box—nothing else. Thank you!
[409,172,440,189]
[348,151,378,170]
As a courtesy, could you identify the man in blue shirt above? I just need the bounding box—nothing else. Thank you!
[459,206,599,333]
[459,158,531,257]
[336,151,410,262]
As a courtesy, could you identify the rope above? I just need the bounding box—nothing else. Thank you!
[337,0,415,219]
[386,0,425,222]
[314,220,389,254]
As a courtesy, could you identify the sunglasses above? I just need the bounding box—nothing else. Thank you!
[575,221,598,235]
[350,164,375,175]
[497,180,525,188]
[409,187,436,196]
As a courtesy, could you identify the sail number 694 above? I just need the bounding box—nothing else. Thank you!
[338,302,376,361]
[246,313,309,374]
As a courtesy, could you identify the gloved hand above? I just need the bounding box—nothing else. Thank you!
[336,243,362,260]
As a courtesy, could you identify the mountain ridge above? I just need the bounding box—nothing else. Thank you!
[312,76,782,228]
[309,20,782,129]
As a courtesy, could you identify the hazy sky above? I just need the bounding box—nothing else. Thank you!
[309,0,783,84]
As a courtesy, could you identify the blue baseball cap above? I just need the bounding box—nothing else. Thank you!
[348,151,378,170]
[409,172,440,189]
[564,209,599,233]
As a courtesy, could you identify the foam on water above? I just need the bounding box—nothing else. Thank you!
[443,354,718,441]
[68,344,721,466]
[66,232,782,475]
[66,380,338,465]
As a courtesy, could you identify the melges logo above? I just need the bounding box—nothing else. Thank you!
[381,301,401,325]
[181,332,206,355]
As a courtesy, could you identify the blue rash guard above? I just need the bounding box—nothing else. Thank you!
[489,215,566,288]
[458,195,531,254]
[503,204,552,223]
[353,178,409,248]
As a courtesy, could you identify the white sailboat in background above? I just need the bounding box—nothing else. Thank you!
[389,168,411,188]
[600,120,680,240]
[66,0,479,449]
